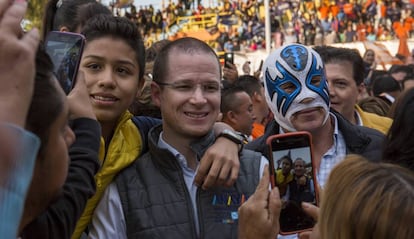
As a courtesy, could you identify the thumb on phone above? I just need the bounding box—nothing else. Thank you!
[67,71,96,120]
[302,202,319,220]
[298,203,320,239]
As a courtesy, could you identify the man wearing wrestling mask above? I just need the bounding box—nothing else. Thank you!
[246,43,383,188]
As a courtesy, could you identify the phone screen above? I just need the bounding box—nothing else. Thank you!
[267,132,317,234]
[45,31,85,95]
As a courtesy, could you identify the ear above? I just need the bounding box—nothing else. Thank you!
[151,81,162,107]
[357,82,366,94]
[59,26,70,32]
[216,112,223,122]
[252,91,262,102]
[136,77,146,98]
[356,82,368,102]
[226,111,238,124]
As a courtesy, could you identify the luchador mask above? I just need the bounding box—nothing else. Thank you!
[263,43,330,131]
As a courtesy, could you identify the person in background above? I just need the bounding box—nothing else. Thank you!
[382,88,414,171]
[362,49,376,92]
[401,73,414,91]
[0,1,40,238]
[42,0,111,40]
[314,46,392,135]
[128,39,171,118]
[223,61,239,85]
[388,64,413,84]
[234,75,271,140]
[241,60,263,80]
[371,74,402,105]
[221,86,256,140]
[357,96,391,117]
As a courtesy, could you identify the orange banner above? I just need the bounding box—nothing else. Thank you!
[363,41,403,69]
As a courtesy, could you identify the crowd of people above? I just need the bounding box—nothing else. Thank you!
[1,0,414,239]
[113,0,414,51]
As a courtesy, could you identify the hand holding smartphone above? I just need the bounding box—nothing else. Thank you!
[224,52,234,68]
[45,31,85,95]
[266,132,318,235]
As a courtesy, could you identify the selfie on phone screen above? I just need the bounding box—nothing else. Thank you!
[45,31,85,94]
[267,132,318,234]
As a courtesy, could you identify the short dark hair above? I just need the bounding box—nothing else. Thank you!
[153,37,221,83]
[313,46,365,85]
[220,86,248,114]
[146,39,171,62]
[372,74,401,96]
[81,15,146,82]
[42,0,111,40]
[279,155,293,167]
[389,64,413,75]
[234,75,263,97]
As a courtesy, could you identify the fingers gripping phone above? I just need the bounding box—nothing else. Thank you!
[266,132,318,235]
[45,31,85,95]
[224,52,234,68]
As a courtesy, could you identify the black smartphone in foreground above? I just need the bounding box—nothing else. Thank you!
[266,132,318,235]
[224,52,234,68]
[45,31,85,95]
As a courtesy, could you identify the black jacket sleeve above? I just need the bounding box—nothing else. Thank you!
[21,118,101,239]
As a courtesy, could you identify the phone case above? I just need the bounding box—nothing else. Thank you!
[45,31,85,94]
[266,131,319,235]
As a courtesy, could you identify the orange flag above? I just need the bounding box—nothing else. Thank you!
[363,41,403,69]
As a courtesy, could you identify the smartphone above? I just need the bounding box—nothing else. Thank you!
[258,59,264,72]
[45,31,85,95]
[224,52,234,68]
[266,132,318,235]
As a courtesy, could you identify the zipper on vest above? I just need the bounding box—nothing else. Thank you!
[178,168,199,238]
[196,188,204,238]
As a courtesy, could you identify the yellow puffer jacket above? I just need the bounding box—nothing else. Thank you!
[355,105,393,135]
[71,111,143,239]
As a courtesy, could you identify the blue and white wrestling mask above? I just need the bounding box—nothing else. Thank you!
[263,43,330,132]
